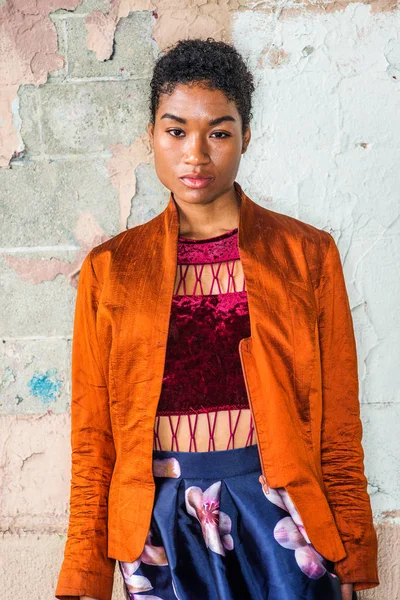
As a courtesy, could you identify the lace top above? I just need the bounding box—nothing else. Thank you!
[154,228,255,452]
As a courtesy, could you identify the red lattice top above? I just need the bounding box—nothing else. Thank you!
[154,228,255,451]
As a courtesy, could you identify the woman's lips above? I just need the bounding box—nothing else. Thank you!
[180,176,213,189]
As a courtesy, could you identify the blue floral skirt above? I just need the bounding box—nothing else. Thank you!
[118,443,353,600]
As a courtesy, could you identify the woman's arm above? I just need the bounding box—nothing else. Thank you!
[55,250,116,600]
[316,233,379,592]
[341,583,354,600]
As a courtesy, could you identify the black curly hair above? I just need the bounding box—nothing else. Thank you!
[149,38,255,135]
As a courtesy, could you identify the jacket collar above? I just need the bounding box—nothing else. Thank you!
[161,179,270,252]
[154,180,290,353]
[158,179,279,305]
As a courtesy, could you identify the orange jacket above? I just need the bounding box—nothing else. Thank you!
[55,181,378,600]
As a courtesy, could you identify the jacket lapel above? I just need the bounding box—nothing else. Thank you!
[108,192,179,484]
[236,182,318,483]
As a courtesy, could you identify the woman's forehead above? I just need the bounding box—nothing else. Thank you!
[156,84,240,121]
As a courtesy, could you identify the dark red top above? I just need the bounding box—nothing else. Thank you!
[156,228,251,416]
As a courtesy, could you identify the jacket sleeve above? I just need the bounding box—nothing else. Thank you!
[316,232,379,591]
[55,250,116,600]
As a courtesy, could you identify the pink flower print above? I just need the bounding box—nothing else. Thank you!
[153,457,181,478]
[140,531,168,566]
[262,486,311,543]
[120,558,151,594]
[185,481,234,555]
[132,597,165,600]
[218,510,234,551]
[273,516,308,550]
[272,515,327,579]
[262,486,328,580]
[260,486,287,511]
[294,546,328,579]
[120,530,168,597]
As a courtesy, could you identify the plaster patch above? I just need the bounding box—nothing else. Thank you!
[84,0,398,66]
[0,0,82,167]
[85,0,240,61]
[0,367,16,391]
[0,413,72,528]
[106,133,154,230]
[382,509,400,519]
[245,0,398,14]
[384,37,400,81]
[85,0,152,60]
[258,45,290,68]
[5,212,109,287]
[86,0,123,61]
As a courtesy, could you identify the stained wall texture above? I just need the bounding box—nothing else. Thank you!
[0,0,399,598]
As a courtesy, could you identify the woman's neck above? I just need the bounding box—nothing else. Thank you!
[173,185,241,240]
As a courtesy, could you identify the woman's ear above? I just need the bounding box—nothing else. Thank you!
[242,125,251,154]
[147,121,154,145]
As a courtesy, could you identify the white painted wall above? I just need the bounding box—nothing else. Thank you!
[233,5,400,521]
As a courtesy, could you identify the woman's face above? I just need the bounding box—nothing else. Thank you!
[147,82,251,205]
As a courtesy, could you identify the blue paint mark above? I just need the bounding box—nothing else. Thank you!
[27,368,62,404]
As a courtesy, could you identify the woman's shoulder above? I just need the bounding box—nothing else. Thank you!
[82,223,143,284]
[83,210,166,286]
[251,201,333,265]
[89,213,156,256]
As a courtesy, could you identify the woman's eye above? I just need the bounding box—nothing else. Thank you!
[167,130,230,139]
[168,129,184,137]
[211,132,230,139]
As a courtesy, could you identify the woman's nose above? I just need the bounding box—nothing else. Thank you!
[183,137,210,164]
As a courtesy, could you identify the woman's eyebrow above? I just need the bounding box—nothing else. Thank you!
[160,113,236,126]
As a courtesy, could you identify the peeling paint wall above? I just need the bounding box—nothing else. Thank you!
[0,0,399,598]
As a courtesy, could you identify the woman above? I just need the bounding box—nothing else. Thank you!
[55,39,378,600]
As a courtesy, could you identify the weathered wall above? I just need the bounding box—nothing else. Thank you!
[0,1,399,598]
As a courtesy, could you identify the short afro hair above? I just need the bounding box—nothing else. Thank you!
[149,38,255,135]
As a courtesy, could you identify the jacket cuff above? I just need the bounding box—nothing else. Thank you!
[55,568,115,600]
[334,544,379,592]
